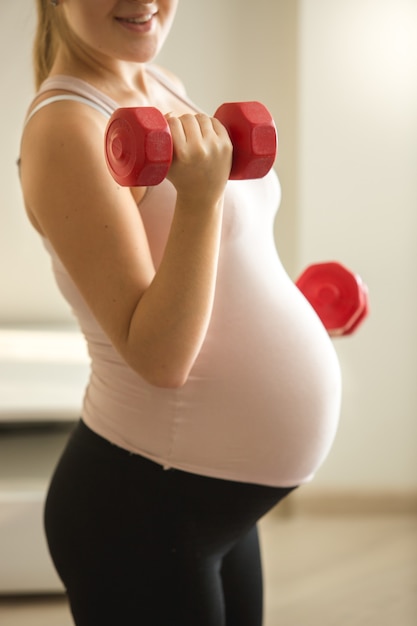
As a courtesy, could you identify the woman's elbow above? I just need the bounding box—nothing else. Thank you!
[128,358,192,389]
[120,337,196,389]
[146,369,190,389]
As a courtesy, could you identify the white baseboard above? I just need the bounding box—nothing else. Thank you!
[275,488,417,517]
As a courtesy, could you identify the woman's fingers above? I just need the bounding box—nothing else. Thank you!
[165,113,233,201]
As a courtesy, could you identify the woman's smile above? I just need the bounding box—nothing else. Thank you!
[115,3,159,32]
[115,13,157,33]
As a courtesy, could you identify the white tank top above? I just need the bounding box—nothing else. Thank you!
[27,70,342,487]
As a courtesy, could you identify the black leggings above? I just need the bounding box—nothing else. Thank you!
[44,420,295,626]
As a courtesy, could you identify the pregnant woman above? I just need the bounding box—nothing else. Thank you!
[19,1,341,624]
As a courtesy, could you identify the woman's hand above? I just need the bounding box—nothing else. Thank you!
[165,113,233,208]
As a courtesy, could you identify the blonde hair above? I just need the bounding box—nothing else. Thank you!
[33,0,62,89]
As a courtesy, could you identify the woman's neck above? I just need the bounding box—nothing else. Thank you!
[50,44,151,102]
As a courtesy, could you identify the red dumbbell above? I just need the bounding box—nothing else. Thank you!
[104,102,277,187]
[296,262,369,336]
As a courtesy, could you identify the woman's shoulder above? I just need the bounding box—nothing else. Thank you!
[24,74,118,126]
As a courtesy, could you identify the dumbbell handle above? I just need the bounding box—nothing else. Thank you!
[105,102,277,187]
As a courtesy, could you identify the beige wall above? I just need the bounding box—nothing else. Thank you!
[297,0,417,491]
[0,2,72,321]
[1,1,416,491]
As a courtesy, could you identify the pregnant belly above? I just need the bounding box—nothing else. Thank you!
[84,259,342,488]
[168,271,342,487]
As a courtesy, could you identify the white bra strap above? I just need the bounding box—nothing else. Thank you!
[24,94,113,127]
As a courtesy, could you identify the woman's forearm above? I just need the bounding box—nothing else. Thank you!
[123,196,224,387]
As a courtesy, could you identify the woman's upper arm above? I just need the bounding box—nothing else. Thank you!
[20,102,155,353]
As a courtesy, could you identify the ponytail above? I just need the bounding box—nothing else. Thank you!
[33,0,60,89]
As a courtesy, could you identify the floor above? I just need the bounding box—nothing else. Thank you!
[0,514,416,626]
[260,513,417,626]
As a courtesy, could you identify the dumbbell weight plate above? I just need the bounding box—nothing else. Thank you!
[214,102,277,180]
[105,107,173,187]
[296,262,369,336]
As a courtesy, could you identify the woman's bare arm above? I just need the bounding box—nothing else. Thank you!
[20,102,232,387]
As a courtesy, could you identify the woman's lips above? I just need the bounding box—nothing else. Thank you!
[115,10,158,31]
